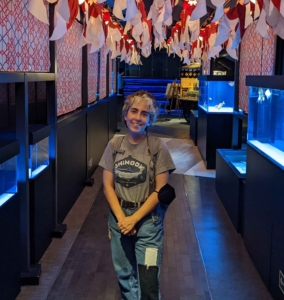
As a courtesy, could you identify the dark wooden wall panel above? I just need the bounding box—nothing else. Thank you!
[87,101,109,178]
[140,56,152,77]
[243,145,274,287]
[29,166,54,264]
[57,115,87,223]
[0,194,21,300]
[108,96,117,141]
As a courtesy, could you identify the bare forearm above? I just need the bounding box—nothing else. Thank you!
[103,186,125,221]
[132,192,160,223]
[117,192,160,234]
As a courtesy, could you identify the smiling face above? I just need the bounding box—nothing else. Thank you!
[124,101,150,135]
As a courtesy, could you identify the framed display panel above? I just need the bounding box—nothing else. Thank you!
[198,75,235,113]
[0,73,24,297]
[216,149,246,233]
[246,76,284,171]
[197,107,233,169]
[0,72,25,207]
[28,124,51,179]
[0,140,20,206]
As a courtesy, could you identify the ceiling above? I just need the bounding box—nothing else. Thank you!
[106,0,238,26]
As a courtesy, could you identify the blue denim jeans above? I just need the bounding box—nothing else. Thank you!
[108,203,168,300]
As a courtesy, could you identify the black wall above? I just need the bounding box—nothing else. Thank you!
[243,145,274,287]
[57,114,87,224]
[29,166,54,264]
[57,96,118,224]
[243,145,284,300]
[87,101,109,178]
[0,194,21,300]
[108,96,118,140]
[122,49,182,78]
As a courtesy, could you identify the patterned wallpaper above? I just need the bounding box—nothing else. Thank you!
[109,55,113,95]
[239,22,275,113]
[108,56,117,95]
[0,0,50,71]
[99,45,107,100]
[56,21,83,116]
[87,45,98,103]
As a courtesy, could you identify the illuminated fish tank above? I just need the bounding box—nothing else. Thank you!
[0,140,20,206]
[28,124,51,179]
[246,76,284,170]
[29,137,49,179]
[218,149,247,176]
[198,76,235,113]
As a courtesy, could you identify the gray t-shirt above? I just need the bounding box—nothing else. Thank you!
[99,136,176,203]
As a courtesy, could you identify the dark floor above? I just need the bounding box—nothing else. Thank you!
[18,116,273,300]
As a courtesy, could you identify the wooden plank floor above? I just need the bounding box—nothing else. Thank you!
[43,171,211,300]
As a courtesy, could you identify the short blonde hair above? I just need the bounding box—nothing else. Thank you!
[122,90,159,127]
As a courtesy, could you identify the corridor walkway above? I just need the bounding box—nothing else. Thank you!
[17,118,272,300]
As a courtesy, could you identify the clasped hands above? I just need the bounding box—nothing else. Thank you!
[117,215,138,236]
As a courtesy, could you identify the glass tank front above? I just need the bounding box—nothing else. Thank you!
[29,137,49,179]
[248,85,284,169]
[218,149,247,176]
[0,156,17,206]
[198,77,235,113]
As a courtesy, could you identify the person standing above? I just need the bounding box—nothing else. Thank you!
[99,90,175,300]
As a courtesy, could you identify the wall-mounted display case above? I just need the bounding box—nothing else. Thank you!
[0,140,20,206]
[198,76,235,113]
[246,76,284,170]
[28,124,51,179]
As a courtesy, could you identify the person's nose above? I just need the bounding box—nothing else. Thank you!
[135,112,143,121]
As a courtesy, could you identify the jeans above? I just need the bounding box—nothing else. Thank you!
[108,203,168,300]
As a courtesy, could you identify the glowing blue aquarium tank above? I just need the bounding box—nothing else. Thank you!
[198,76,235,113]
[0,140,20,206]
[29,137,49,179]
[218,149,247,175]
[246,76,284,169]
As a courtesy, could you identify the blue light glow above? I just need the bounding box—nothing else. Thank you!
[0,193,14,207]
[29,165,48,179]
[248,86,284,169]
[199,79,235,113]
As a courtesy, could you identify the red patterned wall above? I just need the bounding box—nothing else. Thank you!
[88,45,98,103]
[0,0,50,71]
[109,55,112,95]
[239,22,275,113]
[99,45,107,100]
[56,22,83,116]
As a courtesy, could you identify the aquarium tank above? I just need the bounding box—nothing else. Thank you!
[246,76,284,169]
[0,156,17,206]
[29,136,49,179]
[218,149,247,176]
[198,76,235,113]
